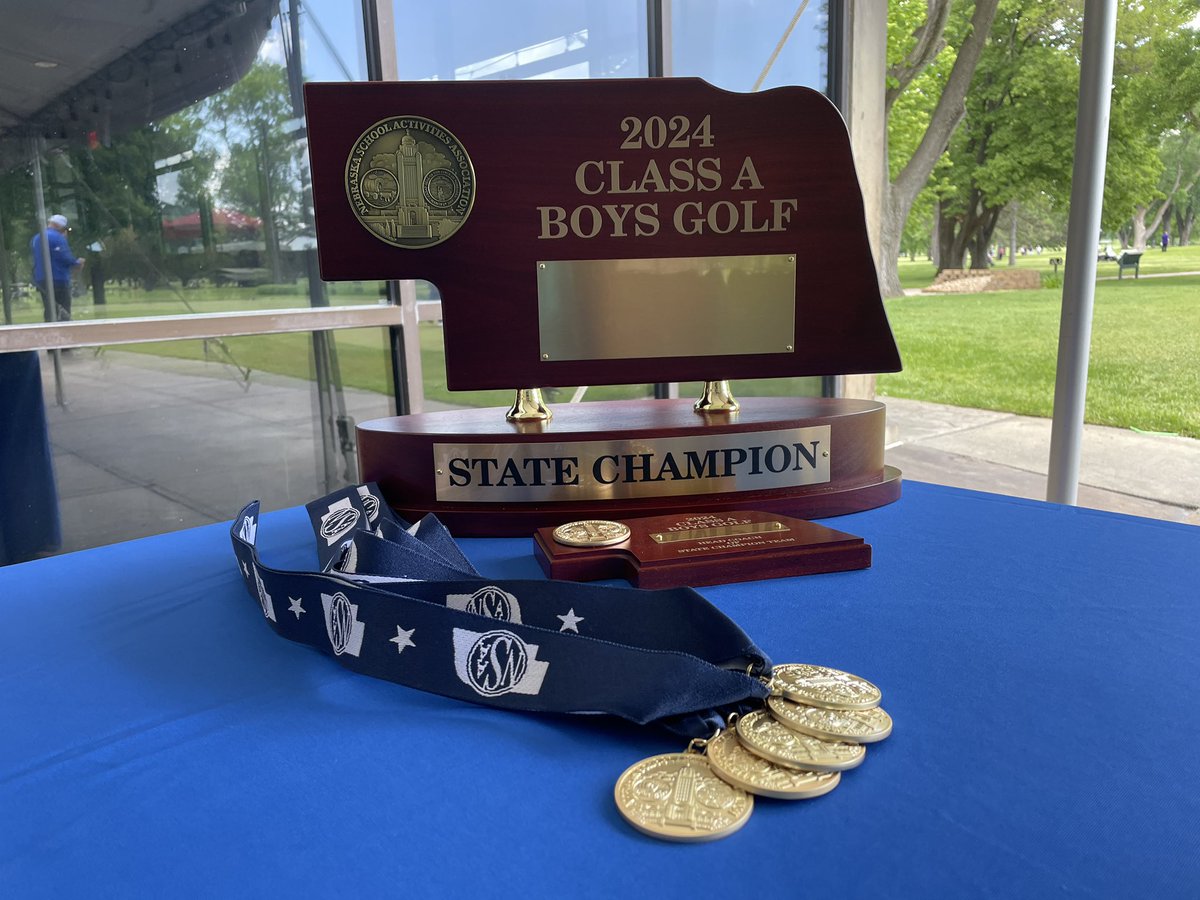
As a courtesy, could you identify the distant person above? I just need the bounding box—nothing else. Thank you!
[30,214,83,321]
[1162,229,1170,252]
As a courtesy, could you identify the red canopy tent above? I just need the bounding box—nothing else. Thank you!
[162,208,261,241]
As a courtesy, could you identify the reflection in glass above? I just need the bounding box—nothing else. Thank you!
[0,1,373,329]
[669,0,829,93]
[32,328,393,554]
[389,0,644,81]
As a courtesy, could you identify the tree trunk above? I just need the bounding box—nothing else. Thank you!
[930,200,940,267]
[878,0,1002,296]
[974,205,1003,266]
[936,203,966,269]
[0,204,11,325]
[256,120,284,283]
[1143,200,1171,248]
[1008,202,1017,266]
[967,231,989,269]
[939,192,1001,270]
[1130,205,1149,251]
[1176,203,1194,246]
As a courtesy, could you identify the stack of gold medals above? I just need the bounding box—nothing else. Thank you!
[615,664,892,841]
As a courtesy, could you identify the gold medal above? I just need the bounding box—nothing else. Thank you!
[735,709,866,772]
[614,752,753,842]
[344,115,476,249]
[705,730,841,800]
[767,695,893,744]
[770,663,882,710]
[553,520,631,548]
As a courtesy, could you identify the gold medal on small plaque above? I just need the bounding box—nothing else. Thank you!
[705,730,840,800]
[767,695,893,744]
[344,115,476,249]
[770,663,882,710]
[735,709,866,772]
[614,752,753,842]
[552,519,631,548]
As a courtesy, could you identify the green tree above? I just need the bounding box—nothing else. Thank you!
[885,1,1200,285]
[1170,144,1200,244]
[1102,6,1200,247]
[932,2,1079,270]
[881,0,1002,296]
[202,62,303,282]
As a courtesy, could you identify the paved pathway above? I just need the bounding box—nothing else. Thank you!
[882,397,1199,525]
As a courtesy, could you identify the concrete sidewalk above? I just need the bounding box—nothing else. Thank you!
[35,350,1199,555]
[883,397,1200,525]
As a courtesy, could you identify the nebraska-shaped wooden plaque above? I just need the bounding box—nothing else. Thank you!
[304,78,899,390]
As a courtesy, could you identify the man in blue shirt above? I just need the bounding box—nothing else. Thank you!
[30,214,84,321]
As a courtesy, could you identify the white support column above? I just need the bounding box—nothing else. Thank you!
[1047,0,1118,505]
[841,0,887,401]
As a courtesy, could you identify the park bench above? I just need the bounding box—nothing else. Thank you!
[216,267,272,287]
[1117,251,1142,279]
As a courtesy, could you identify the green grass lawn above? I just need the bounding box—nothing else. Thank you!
[897,242,1200,291]
[878,276,1200,437]
[9,266,1198,438]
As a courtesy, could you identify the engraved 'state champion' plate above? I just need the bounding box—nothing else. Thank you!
[770,663,882,710]
[614,753,753,842]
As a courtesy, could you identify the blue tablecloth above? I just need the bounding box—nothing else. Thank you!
[0,351,60,564]
[2,481,1197,897]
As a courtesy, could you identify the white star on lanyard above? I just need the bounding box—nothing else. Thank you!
[240,559,250,578]
[288,596,306,619]
[557,608,585,633]
[390,625,416,654]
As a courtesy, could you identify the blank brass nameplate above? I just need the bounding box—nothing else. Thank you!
[537,253,797,362]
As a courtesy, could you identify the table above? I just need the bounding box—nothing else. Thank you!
[2,481,1197,897]
[0,351,60,564]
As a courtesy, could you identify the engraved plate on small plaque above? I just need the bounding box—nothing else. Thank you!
[537,253,797,362]
[650,521,790,544]
[433,425,830,503]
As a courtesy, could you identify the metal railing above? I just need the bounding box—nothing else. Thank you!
[0,304,404,352]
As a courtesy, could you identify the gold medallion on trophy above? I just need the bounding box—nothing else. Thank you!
[770,663,883,710]
[345,115,476,249]
[614,752,753,842]
[705,730,841,800]
[552,520,632,548]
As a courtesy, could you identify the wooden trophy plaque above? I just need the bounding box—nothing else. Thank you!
[303,78,901,537]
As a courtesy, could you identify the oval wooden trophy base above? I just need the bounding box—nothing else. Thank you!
[357,398,900,537]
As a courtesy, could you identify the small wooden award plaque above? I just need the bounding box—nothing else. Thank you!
[533,510,870,589]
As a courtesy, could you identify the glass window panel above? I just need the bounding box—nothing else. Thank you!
[390,0,651,409]
[669,1,829,400]
[5,327,393,558]
[389,1,645,81]
[668,0,829,93]
[0,1,376,328]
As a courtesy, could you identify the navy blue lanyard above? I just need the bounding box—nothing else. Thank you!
[232,484,771,737]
